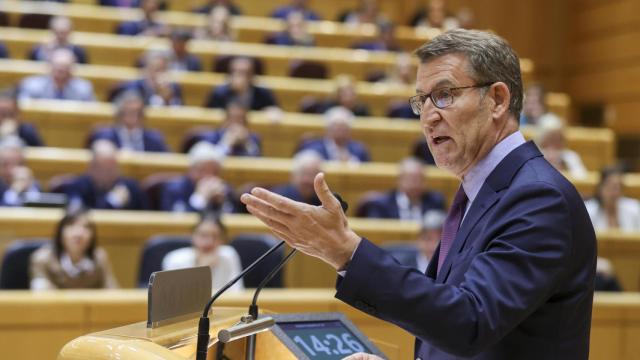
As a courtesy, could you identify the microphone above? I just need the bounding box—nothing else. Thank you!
[195,192,349,360]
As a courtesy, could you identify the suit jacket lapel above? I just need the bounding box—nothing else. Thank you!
[435,141,544,283]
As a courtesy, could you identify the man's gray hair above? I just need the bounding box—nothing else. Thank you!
[415,29,523,117]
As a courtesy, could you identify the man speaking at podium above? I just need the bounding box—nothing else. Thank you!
[241,29,596,360]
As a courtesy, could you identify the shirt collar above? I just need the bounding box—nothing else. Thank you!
[461,131,526,204]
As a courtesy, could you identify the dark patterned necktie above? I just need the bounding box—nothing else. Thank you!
[437,186,468,273]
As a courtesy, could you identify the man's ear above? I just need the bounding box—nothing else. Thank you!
[488,82,511,120]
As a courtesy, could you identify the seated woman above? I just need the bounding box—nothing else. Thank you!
[162,213,244,292]
[29,208,119,290]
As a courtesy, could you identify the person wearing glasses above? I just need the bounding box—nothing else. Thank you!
[240,29,596,360]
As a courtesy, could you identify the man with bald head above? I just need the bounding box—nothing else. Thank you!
[18,48,95,102]
[241,29,596,359]
[64,140,147,210]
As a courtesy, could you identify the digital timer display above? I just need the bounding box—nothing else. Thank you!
[279,320,370,359]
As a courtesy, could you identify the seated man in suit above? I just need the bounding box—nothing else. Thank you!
[204,56,279,110]
[321,75,371,116]
[64,140,148,210]
[18,48,96,102]
[161,142,237,213]
[265,11,315,47]
[88,91,169,152]
[0,136,41,206]
[192,0,242,15]
[272,150,323,206]
[362,157,445,220]
[184,101,261,156]
[0,89,44,146]
[271,0,320,21]
[352,20,402,52]
[241,29,596,359]
[116,0,169,36]
[29,16,88,64]
[167,29,203,72]
[297,106,370,163]
[118,51,183,107]
[194,5,235,42]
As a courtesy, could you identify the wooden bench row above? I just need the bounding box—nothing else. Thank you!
[18,100,611,169]
[0,0,438,51]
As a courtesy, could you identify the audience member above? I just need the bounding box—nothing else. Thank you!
[456,7,476,29]
[272,150,323,205]
[18,48,96,102]
[162,213,244,292]
[192,0,242,15]
[204,56,279,110]
[167,30,203,72]
[194,5,235,41]
[0,136,41,206]
[520,83,556,126]
[120,51,183,106]
[0,42,8,58]
[410,0,459,30]
[88,91,169,152]
[29,16,88,64]
[99,0,141,7]
[584,165,640,232]
[382,53,414,85]
[29,208,119,290]
[411,138,436,165]
[322,75,370,116]
[64,140,149,210]
[415,210,446,272]
[595,257,623,292]
[0,89,44,146]
[117,0,169,37]
[161,142,237,213]
[271,0,320,21]
[185,101,261,156]
[360,157,445,220]
[266,11,315,47]
[535,115,587,179]
[340,0,387,25]
[296,106,370,163]
[352,20,401,52]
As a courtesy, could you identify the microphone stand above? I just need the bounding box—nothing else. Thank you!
[245,249,297,360]
[196,241,285,360]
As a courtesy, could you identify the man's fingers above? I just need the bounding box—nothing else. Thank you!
[247,187,301,215]
[314,173,341,211]
[241,192,293,223]
[245,204,291,235]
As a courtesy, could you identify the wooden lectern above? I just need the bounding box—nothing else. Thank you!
[58,267,387,360]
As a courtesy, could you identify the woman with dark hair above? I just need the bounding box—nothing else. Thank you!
[29,209,118,290]
[584,165,640,231]
[162,212,243,291]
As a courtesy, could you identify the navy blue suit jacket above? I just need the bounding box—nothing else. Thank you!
[336,141,596,359]
[29,45,88,64]
[160,175,237,213]
[17,122,44,146]
[363,190,446,219]
[119,79,183,106]
[65,174,148,210]
[204,84,278,110]
[297,138,371,162]
[116,20,164,36]
[187,129,262,156]
[88,127,169,152]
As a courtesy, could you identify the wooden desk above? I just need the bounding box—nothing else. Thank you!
[0,289,636,360]
[17,99,605,168]
[0,208,420,288]
[0,0,437,52]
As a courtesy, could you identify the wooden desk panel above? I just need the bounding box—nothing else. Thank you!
[0,289,637,360]
[17,99,607,170]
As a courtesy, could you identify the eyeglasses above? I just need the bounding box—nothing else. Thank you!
[408,82,495,115]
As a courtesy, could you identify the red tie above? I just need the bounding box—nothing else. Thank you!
[437,186,468,273]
